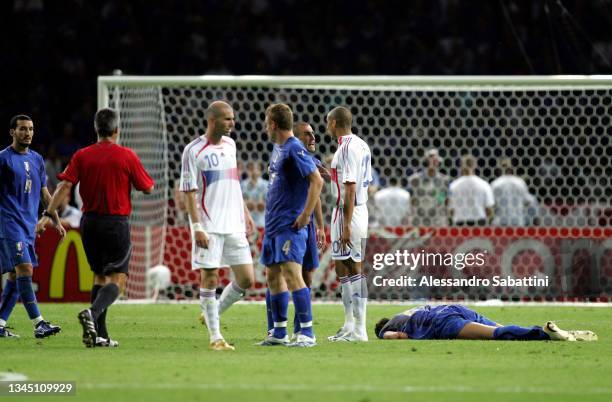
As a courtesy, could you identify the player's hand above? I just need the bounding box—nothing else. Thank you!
[316,227,326,250]
[36,216,52,235]
[194,230,209,249]
[340,223,353,251]
[317,165,331,182]
[245,213,255,237]
[55,223,67,239]
[292,213,310,229]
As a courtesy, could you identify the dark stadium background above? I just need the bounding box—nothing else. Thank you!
[1,0,611,158]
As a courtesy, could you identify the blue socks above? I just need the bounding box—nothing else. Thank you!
[16,276,41,321]
[270,291,289,339]
[292,287,313,338]
[265,288,273,333]
[493,325,550,341]
[0,279,18,324]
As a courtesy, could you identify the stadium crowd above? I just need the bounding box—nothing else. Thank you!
[2,0,611,227]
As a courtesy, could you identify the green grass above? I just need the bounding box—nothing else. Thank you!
[1,303,611,402]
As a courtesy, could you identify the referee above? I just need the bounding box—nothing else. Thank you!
[40,108,154,347]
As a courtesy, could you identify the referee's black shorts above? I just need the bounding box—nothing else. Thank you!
[80,212,132,276]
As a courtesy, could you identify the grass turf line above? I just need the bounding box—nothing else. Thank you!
[1,304,610,402]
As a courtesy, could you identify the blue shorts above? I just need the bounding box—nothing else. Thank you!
[434,305,498,339]
[302,222,319,271]
[260,228,308,266]
[0,238,38,273]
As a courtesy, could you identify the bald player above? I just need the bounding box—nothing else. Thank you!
[326,107,372,342]
[181,100,256,351]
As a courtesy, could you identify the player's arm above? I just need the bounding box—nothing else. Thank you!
[317,164,331,182]
[292,169,323,229]
[183,190,209,248]
[341,181,356,249]
[382,331,409,340]
[314,198,325,249]
[37,182,70,238]
[243,204,255,236]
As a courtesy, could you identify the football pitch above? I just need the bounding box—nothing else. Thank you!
[2,303,610,402]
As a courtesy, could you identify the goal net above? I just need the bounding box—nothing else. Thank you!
[98,76,612,301]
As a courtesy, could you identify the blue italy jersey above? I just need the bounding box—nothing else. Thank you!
[377,305,495,340]
[264,137,317,236]
[378,305,445,340]
[0,146,46,244]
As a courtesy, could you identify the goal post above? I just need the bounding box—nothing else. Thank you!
[98,75,612,301]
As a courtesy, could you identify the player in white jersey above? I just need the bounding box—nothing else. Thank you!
[180,101,255,351]
[326,107,372,342]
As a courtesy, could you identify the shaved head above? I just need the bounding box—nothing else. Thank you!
[327,106,352,129]
[293,121,311,136]
[205,101,232,120]
[294,121,316,152]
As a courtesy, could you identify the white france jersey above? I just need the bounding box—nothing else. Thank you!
[180,135,245,234]
[331,134,372,212]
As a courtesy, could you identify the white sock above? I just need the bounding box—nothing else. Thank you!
[0,319,7,327]
[32,316,43,326]
[218,282,245,315]
[199,288,222,342]
[350,275,367,337]
[339,276,354,332]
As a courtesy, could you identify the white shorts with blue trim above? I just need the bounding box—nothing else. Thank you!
[330,204,368,262]
[191,232,253,269]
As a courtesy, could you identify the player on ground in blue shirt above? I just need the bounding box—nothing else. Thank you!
[0,115,65,338]
[375,304,597,341]
[257,105,323,347]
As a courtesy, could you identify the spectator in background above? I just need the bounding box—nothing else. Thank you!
[374,177,411,226]
[171,181,189,226]
[44,146,62,192]
[408,149,450,227]
[491,159,538,226]
[241,161,267,228]
[448,155,494,226]
[58,191,82,228]
[55,123,81,166]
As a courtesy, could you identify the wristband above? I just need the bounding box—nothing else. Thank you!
[192,222,205,233]
[42,210,54,218]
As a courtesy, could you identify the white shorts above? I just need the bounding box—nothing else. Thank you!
[191,232,253,269]
[331,204,368,262]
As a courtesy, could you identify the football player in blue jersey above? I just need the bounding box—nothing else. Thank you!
[0,115,65,338]
[375,304,597,342]
[257,105,323,347]
[263,122,330,340]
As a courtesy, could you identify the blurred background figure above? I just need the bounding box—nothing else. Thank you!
[241,161,268,228]
[448,154,494,226]
[491,158,539,226]
[57,191,82,228]
[374,177,411,227]
[409,149,450,227]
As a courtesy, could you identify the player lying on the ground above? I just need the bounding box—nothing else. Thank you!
[375,304,597,341]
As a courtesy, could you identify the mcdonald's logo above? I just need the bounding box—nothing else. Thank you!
[49,230,93,299]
